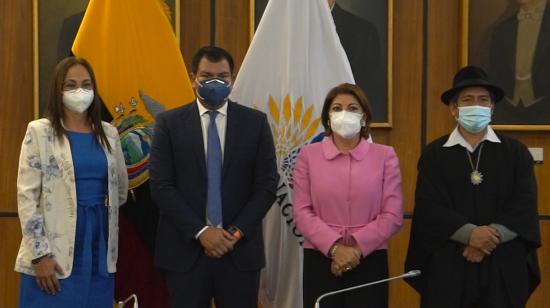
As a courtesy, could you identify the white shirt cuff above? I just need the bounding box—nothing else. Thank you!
[195,226,210,239]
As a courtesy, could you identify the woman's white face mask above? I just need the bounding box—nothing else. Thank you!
[62,88,94,113]
[329,111,363,139]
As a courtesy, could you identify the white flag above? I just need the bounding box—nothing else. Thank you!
[230,0,354,307]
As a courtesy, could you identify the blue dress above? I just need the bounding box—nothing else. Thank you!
[19,131,113,308]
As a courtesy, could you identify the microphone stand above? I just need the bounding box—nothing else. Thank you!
[314,270,421,308]
[117,294,139,308]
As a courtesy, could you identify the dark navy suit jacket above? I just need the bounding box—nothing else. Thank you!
[150,101,279,272]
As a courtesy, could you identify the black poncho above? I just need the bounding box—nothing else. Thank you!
[405,134,540,308]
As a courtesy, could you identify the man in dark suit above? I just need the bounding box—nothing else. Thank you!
[149,46,279,308]
[489,0,550,124]
[329,0,385,122]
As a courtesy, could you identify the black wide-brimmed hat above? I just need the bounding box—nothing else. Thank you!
[440,66,504,105]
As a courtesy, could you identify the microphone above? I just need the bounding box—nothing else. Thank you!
[314,270,421,308]
[117,294,139,308]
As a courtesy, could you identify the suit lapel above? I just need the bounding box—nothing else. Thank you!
[102,126,118,206]
[534,6,550,76]
[505,17,519,76]
[187,103,207,177]
[222,103,237,179]
[51,132,77,211]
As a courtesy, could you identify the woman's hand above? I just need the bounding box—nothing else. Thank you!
[33,255,64,294]
[331,260,344,277]
[331,244,361,276]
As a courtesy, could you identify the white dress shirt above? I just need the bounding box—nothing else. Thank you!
[443,125,501,153]
[197,99,228,157]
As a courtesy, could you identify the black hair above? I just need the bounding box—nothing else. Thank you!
[191,46,234,75]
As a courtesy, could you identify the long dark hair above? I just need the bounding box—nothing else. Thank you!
[46,57,112,152]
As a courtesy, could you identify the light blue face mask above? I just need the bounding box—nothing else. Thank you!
[457,106,492,133]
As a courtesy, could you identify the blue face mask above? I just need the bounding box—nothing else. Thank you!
[457,106,492,133]
[196,78,231,107]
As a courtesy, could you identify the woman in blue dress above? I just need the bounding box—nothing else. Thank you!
[15,57,128,307]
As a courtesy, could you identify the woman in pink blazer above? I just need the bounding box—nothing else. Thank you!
[293,83,404,308]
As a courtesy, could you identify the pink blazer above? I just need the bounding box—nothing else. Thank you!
[292,137,404,257]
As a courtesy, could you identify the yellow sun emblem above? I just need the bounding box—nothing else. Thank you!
[266,95,321,160]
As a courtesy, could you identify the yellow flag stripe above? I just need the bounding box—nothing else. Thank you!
[72,0,194,122]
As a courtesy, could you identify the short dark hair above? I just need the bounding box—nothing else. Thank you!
[321,83,372,139]
[46,57,112,152]
[191,46,234,75]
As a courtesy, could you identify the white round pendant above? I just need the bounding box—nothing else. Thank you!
[470,170,483,185]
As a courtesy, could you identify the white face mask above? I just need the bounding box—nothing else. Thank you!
[329,111,363,139]
[62,88,94,113]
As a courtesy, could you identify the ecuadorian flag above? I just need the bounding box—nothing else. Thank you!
[72,0,194,123]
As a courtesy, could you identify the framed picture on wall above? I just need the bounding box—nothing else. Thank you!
[251,0,393,127]
[461,0,550,130]
[32,0,180,118]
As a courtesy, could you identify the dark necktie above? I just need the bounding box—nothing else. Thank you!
[206,110,222,227]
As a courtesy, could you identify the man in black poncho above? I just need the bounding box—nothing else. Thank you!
[405,66,541,307]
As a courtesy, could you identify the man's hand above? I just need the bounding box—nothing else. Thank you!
[462,246,486,263]
[199,227,237,258]
[468,226,500,254]
[331,244,361,275]
[33,255,64,294]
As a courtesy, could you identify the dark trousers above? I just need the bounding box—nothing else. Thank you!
[303,249,388,308]
[164,253,260,308]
